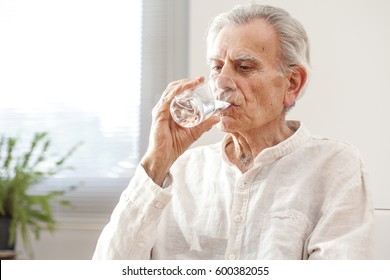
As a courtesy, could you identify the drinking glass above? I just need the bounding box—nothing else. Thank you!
[170,75,237,127]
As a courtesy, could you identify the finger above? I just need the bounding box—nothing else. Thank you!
[152,76,206,124]
[180,76,205,93]
[161,76,205,103]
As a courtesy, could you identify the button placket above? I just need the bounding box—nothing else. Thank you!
[225,174,253,260]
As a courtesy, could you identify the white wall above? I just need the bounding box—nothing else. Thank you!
[189,0,390,259]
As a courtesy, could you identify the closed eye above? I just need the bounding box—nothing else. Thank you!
[239,65,254,72]
[210,64,223,75]
[234,55,260,73]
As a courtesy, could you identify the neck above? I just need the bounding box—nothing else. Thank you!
[225,120,294,173]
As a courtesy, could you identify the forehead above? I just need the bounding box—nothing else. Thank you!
[208,19,280,63]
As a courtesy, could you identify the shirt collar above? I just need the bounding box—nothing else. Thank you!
[221,121,311,166]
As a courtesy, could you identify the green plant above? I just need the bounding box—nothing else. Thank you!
[0,132,81,258]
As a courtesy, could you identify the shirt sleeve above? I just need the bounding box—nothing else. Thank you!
[306,161,375,259]
[92,164,172,259]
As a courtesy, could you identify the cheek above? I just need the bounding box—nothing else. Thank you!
[241,88,285,122]
[242,84,265,112]
[253,77,287,109]
[233,76,286,119]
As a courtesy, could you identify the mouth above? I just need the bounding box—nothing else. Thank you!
[227,102,238,109]
[218,104,236,116]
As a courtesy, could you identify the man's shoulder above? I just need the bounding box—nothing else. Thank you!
[310,135,361,155]
[304,134,365,170]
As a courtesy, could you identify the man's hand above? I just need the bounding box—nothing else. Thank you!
[140,76,219,186]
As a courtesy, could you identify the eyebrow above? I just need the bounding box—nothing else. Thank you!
[207,56,222,65]
[232,54,260,65]
[207,54,261,65]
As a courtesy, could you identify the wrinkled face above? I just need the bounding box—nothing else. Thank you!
[208,19,292,133]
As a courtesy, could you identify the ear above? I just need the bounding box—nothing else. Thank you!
[283,66,307,108]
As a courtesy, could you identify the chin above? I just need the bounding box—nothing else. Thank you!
[217,116,239,133]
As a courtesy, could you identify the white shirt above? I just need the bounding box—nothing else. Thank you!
[93,121,374,260]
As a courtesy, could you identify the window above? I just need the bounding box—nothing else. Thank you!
[0,0,189,223]
[0,0,141,178]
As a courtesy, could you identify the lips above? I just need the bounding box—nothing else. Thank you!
[219,104,237,116]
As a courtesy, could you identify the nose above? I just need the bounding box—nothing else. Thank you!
[215,75,235,92]
[215,62,238,90]
[218,64,235,81]
[213,75,237,102]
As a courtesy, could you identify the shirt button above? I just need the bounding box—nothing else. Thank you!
[234,215,242,223]
[228,254,236,260]
[239,182,246,189]
[153,201,164,209]
[138,241,145,248]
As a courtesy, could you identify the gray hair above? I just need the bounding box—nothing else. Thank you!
[206,4,311,78]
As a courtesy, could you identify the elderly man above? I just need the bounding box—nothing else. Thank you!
[93,4,374,259]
